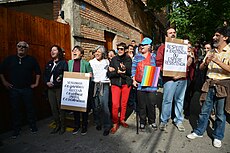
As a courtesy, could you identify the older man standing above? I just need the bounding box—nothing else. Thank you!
[156,28,187,132]
[0,41,41,138]
[187,26,230,148]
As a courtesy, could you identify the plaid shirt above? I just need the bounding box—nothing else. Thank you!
[132,52,157,92]
[205,45,230,80]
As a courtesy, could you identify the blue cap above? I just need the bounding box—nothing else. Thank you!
[141,37,152,45]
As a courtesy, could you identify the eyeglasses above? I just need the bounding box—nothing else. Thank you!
[17,45,27,49]
[117,48,124,51]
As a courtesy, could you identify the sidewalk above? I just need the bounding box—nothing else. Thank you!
[0,91,229,153]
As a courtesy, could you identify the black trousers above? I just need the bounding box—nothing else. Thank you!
[137,91,156,125]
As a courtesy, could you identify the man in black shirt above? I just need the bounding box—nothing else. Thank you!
[0,41,41,139]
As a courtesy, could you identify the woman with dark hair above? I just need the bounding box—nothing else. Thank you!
[44,45,68,135]
[107,42,132,134]
[68,45,92,136]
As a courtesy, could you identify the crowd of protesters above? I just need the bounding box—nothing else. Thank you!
[0,25,230,148]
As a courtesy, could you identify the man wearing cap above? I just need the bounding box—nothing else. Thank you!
[132,37,158,131]
[156,27,187,132]
[0,41,41,138]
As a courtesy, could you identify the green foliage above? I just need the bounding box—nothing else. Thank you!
[148,0,230,43]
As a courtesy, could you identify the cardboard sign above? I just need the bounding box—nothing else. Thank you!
[61,72,90,112]
[163,37,188,77]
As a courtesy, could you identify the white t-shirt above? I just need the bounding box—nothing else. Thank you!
[89,58,110,83]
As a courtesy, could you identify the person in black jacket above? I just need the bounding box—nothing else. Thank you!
[44,45,68,134]
[0,41,41,139]
[107,42,132,134]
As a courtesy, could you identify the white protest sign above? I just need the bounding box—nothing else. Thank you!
[163,38,188,77]
[61,72,90,112]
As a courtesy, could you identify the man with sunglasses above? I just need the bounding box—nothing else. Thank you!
[0,41,41,139]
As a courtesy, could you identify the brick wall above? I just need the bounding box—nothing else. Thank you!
[53,0,61,20]
[73,0,155,56]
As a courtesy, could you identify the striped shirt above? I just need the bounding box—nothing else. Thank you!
[132,52,157,92]
[205,45,230,80]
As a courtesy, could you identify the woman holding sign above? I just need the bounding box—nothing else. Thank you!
[44,45,68,135]
[107,42,133,134]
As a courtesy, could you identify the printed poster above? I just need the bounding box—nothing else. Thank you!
[163,37,188,77]
[61,72,90,112]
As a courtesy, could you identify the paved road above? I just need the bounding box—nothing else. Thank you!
[0,91,229,153]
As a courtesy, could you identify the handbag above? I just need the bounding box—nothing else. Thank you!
[135,53,151,83]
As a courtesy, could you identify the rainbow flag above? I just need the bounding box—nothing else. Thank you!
[141,66,160,87]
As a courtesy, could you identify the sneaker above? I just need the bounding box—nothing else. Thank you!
[140,124,145,131]
[11,130,20,139]
[72,127,80,135]
[149,123,158,131]
[81,127,87,136]
[186,132,203,139]
[213,139,221,148]
[176,123,185,132]
[30,127,38,134]
[159,123,167,131]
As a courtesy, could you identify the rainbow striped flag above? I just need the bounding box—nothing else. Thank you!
[141,66,160,87]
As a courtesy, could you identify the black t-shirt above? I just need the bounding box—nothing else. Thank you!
[0,55,41,88]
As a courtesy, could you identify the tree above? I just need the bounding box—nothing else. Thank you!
[147,0,230,43]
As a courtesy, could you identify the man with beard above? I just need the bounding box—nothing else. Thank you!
[187,26,230,148]
[156,27,188,132]
[0,41,41,138]
[68,46,92,135]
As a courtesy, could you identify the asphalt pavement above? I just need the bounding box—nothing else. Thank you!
[0,91,230,153]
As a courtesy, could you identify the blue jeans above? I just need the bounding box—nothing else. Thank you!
[194,87,226,140]
[9,87,37,132]
[93,83,112,130]
[160,79,187,124]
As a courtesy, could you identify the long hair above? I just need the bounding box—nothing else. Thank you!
[50,45,64,60]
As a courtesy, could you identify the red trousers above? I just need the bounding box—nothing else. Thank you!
[111,85,131,124]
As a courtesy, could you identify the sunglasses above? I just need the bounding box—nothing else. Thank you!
[17,45,27,49]
[117,48,124,51]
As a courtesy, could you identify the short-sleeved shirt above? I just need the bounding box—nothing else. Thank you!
[0,55,41,88]
[205,45,230,80]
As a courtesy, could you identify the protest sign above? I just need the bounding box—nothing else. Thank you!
[163,37,188,77]
[61,72,90,112]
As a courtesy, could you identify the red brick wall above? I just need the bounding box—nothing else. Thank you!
[53,0,60,20]
[77,0,154,56]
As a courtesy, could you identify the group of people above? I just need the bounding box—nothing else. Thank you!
[0,25,229,148]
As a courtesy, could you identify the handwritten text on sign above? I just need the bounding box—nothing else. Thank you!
[163,42,187,72]
[61,78,89,108]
